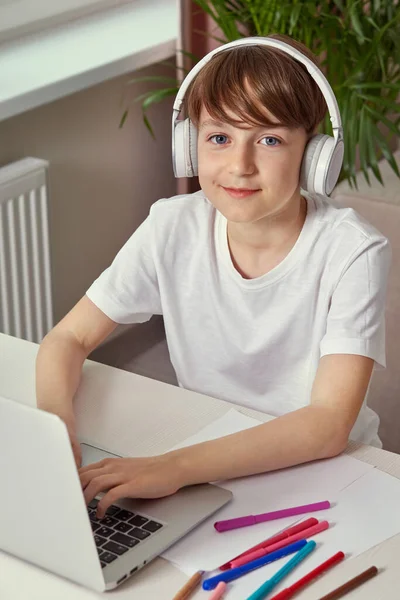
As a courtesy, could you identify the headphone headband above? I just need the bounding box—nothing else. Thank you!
[173,37,342,137]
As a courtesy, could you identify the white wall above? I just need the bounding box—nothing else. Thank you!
[0,63,176,323]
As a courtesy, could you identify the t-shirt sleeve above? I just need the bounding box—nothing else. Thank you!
[86,210,161,324]
[320,235,391,368]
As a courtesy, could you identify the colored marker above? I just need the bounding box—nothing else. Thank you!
[214,501,331,532]
[219,518,318,571]
[245,540,317,600]
[208,581,227,600]
[231,521,329,568]
[202,540,308,591]
[268,551,345,599]
[318,566,378,600]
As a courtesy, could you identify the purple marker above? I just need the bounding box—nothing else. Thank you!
[214,500,331,532]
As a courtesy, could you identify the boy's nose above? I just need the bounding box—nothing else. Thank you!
[227,146,256,176]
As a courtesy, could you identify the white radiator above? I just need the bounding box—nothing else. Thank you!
[0,157,53,343]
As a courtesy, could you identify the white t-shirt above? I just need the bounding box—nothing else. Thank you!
[86,191,391,447]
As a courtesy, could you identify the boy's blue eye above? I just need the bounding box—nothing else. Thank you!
[208,134,280,146]
[209,134,228,145]
[261,136,280,146]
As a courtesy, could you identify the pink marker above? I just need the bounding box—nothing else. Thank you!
[230,520,329,568]
[219,518,318,571]
[208,581,227,600]
[214,500,331,532]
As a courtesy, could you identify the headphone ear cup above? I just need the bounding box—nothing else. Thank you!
[301,134,342,195]
[188,119,198,177]
[173,120,187,178]
[173,119,198,178]
[300,134,327,194]
[325,139,344,195]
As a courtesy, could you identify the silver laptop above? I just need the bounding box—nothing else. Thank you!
[0,395,232,591]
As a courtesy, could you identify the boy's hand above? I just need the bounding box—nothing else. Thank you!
[78,455,182,518]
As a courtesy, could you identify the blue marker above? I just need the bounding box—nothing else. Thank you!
[246,540,317,600]
[202,539,307,591]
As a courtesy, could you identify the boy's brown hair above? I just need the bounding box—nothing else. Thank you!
[185,34,327,135]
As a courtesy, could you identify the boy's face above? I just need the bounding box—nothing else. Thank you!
[197,104,308,224]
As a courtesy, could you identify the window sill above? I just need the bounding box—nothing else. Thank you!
[0,0,177,122]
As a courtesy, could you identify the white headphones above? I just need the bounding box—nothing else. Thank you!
[172,37,344,196]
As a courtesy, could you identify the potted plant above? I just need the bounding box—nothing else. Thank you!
[121,0,400,188]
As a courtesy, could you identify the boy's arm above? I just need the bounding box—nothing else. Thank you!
[80,353,373,516]
[36,295,117,464]
[173,353,374,482]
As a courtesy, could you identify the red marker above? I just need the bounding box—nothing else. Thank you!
[268,551,345,600]
[219,518,318,571]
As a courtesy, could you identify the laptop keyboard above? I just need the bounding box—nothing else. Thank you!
[88,498,163,568]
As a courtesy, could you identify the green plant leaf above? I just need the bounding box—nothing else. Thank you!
[364,117,384,185]
[192,28,229,44]
[358,106,371,185]
[349,1,367,43]
[373,125,400,178]
[332,0,344,11]
[359,94,400,112]
[372,0,381,14]
[179,49,200,62]
[119,109,129,129]
[140,88,178,112]
[364,105,400,138]
[365,16,380,31]
[345,83,400,91]
[289,4,301,34]
[143,113,155,139]
[193,0,243,40]
[121,87,179,134]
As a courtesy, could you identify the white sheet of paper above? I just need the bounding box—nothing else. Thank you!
[162,410,374,573]
[170,409,264,449]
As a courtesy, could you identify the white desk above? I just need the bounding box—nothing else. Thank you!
[1,331,400,599]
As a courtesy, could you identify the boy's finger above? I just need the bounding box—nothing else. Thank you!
[79,465,106,489]
[78,458,107,474]
[84,474,123,506]
[97,483,132,518]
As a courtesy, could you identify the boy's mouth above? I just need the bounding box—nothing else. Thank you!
[221,186,260,199]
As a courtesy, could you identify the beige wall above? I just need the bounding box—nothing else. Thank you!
[0,64,176,323]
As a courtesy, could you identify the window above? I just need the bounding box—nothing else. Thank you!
[0,0,134,42]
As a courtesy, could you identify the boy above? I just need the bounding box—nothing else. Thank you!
[37,35,390,519]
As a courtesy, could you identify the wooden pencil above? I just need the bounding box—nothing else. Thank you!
[172,570,204,600]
